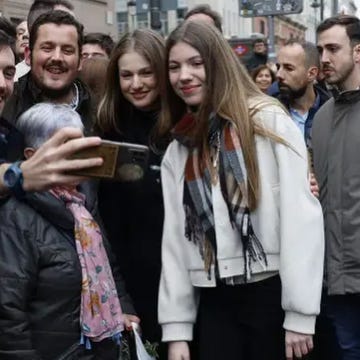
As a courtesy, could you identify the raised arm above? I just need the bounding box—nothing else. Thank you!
[0,127,103,196]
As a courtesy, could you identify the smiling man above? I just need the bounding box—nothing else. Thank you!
[2,10,93,133]
[0,20,103,199]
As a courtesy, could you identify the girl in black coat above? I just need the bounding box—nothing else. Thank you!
[95,29,167,359]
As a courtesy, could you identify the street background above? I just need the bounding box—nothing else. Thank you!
[2,0,359,56]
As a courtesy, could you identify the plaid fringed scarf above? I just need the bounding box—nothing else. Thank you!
[173,113,268,281]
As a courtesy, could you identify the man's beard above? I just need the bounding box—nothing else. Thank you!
[324,62,354,89]
[278,83,307,102]
[39,83,74,101]
[31,58,77,102]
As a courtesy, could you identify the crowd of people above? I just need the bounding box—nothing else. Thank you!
[0,1,358,360]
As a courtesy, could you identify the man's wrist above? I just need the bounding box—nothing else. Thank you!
[20,159,31,192]
[0,163,10,196]
[2,161,26,199]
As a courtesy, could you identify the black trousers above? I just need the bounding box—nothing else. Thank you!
[193,275,286,360]
[311,290,341,360]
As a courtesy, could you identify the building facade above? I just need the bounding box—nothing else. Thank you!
[0,0,32,22]
[289,0,357,43]
[116,0,253,38]
[0,0,117,39]
[339,0,357,15]
[185,0,252,38]
[114,0,357,51]
[73,0,117,38]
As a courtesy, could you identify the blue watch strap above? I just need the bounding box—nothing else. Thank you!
[3,161,26,199]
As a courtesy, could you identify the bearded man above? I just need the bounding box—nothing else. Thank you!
[275,39,329,147]
[2,10,94,133]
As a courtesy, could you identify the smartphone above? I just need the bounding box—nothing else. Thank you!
[69,140,149,181]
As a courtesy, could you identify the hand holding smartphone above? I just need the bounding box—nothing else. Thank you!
[69,140,149,181]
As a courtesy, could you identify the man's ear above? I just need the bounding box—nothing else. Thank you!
[24,147,35,159]
[78,59,82,72]
[24,46,31,66]
[308,66,319,82]
[353,44,360,63]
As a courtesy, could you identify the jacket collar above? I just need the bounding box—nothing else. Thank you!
[19,72,90,110]
[22,181,97,231]
[24,191,74,230]
[335,88,360,103]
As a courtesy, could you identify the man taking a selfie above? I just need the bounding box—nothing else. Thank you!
[0,18,102,198]
[2,10,94,133]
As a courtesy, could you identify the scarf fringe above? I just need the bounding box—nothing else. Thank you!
[184,204,204,248]
[184,204,214,278]
[80,333,92,350]
[80,331,122,350]
[204,240,214,280]
[112,332,122,346]
[241,211,268,282]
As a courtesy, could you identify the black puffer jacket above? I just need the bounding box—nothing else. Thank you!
[0,182,135,360]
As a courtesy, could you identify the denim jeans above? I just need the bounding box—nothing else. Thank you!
[311,290,341,360]
[326,294,360,360]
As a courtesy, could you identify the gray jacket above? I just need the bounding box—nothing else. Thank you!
[312,90,360,295]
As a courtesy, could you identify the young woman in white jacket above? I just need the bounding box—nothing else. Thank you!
[156,21,325,360]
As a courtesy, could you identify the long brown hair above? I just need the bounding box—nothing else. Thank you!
[95,28,165,136]
[158,21,284,209]
[79,57,109,108]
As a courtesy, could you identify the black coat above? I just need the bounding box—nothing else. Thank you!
[0,182,135,360]
[0,117,24,162]
[97,108,166,357]
[245,52,268,72]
